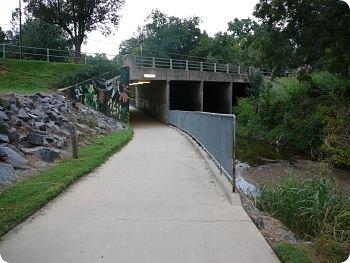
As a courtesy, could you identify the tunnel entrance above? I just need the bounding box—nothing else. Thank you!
[232,83,248,106]
[169,81,202,111]
[203,82,231,114]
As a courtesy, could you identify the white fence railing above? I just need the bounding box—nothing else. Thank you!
[133,55,274,76]
[0,43,113,64]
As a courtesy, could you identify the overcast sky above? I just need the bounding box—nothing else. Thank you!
[1,0,349,58]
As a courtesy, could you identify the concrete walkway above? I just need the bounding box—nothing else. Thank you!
[0,110,279,263]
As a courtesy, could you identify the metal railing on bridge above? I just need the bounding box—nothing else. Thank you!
[134,55,273,76]
[168,110,235,185]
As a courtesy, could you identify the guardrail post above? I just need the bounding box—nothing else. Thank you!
[226,63,229,73]
[186,60,189,70]
[170,58,172,69]
[2,44,5,59]
[214,63,217,72]
[152,57,155,68]
[47,48,49,62]
[238,65,241,75]
[200,62,203,71]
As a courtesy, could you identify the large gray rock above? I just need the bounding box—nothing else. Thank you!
[9,104,19,113]
[0,134,9,143]
[8,128,20,147]
[0,163,16,186]
[26,133,46,146]
[34,122,47,131]
[0,147,8,158]
[0,146,28,168]
[22,147,59,162]
[46,111,60,122]
[18,108,30,121]
[0,121,10,134]
[0,111,9,121]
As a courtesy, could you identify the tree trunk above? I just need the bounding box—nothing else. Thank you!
[74,42,82,64]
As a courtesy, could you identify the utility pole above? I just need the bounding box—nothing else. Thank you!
[19,0,22,59]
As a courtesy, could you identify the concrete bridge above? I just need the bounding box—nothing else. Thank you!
[123,55,250,122]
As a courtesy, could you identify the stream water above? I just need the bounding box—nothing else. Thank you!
[235,138,350,196]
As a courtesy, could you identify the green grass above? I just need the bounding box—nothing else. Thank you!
[255,173,350,262]
[274,243,312,263]
[0,128,133,237]
[0,59,89,93]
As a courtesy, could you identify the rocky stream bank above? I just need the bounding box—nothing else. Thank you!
[0,92,123,189]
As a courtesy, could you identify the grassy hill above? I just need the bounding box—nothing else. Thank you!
[0,59,90,94]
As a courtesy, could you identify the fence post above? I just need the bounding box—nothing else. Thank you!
[46,48,49,62]
[2,44,5,59]
[170,58,172,69]
[200,62,203,71]
[84,53,87,65]
[238,65,241,75]
[226,64,229,73]
[70,126,78,159]
[214,63,217,72]
[186,60,189,70]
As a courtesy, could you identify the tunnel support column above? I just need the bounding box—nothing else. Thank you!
[228,82,233,112]
[199,81,204,111]
[165,80,170,121]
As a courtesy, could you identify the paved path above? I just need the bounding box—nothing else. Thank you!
[0,110,279,263]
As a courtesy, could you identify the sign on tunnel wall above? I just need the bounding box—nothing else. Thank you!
[71,66,130,123]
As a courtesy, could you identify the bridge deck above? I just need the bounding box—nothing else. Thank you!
[0,109,278,263]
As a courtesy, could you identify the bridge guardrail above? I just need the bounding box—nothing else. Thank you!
[127,54,279,77]
[168,110,235,183]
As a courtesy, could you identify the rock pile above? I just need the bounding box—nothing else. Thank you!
[0,92,124,188]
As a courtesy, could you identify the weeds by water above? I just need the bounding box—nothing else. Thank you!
[254,167,350,262]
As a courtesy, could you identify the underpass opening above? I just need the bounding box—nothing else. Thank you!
[169,81,202,111]
[135,80,168,122]
[232,83,248,106]
[203,82,231,114]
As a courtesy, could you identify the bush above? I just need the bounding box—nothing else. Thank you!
[233,71,350,168]
[255,173,350,262]
[274,243,312,263]
[54,61,118,88]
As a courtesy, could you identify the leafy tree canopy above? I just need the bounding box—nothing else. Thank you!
[125,10,202,58]
[25,0,125,58]
[254,0,350,73]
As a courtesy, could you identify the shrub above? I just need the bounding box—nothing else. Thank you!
[233,71,350,168]
[274,243,312,263]
[255,173,350,261]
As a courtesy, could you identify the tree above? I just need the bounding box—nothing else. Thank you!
[25,0,125,61]
[0,27,6,44]
[133,10,202,57]
[23,19,72,49]
[254,0,350,74]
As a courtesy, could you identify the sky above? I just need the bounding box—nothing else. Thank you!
[1,0,349,58]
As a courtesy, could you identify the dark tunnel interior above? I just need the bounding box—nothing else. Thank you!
[203,82,231,114]
[169,81,201,111]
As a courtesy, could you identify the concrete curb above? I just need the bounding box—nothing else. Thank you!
[169,125,241,206]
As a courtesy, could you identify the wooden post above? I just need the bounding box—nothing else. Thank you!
[70,126,78,159]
